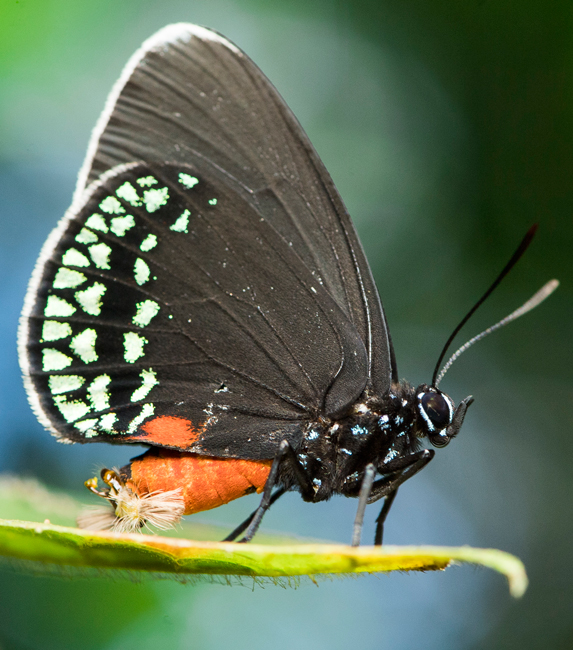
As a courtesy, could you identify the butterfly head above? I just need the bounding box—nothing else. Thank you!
[415,385,474,448]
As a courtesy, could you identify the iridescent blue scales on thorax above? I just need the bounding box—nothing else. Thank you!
[290,382,423,502]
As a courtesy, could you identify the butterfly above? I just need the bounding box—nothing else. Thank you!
[18,24,557,543]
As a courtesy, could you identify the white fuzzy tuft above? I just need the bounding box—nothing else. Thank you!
[77,504,118,531]
[77,485,185,533]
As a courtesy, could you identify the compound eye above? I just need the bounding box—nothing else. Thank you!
[421,392,452,431]
[429,431,451,448]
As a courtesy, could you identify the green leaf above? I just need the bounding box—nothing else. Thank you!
[0,477,527,596]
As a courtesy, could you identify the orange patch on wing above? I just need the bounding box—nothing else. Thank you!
[138,415,204,448]
[128,448,272,515]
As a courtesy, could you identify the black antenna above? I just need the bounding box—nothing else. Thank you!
[434,279,558,387]
[431,224,539,387]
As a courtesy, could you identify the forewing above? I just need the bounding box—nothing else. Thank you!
[20,162,368,458]
[76,23,393,400]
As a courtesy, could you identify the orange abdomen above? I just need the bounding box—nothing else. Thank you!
[127,448,272,515]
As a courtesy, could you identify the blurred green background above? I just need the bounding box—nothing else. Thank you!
[0,0,571,648]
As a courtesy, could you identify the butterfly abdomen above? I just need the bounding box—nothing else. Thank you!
[124,447,272,515]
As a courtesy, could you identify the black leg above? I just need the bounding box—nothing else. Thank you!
[367,449,435,505]
[237,440,313,543]
[222,487,287,542]
[351,464,376,547]
[363,449,435,546]
[351,451,432,547]
[374,488,398,546]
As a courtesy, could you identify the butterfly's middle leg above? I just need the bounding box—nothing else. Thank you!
[235,440,314,543]
[351,463,376,546]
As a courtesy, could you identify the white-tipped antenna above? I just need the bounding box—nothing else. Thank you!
[435,279,559,387]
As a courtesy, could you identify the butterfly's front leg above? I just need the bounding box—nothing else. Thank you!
[373,489,398,546]
[235,440,314,543]
[370,449,435,545]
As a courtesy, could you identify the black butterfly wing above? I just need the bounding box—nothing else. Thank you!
[77,24,393,399]
[22,162,368,457]
[20,24,393,459]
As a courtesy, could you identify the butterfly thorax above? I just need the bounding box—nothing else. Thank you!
[283,382,423,502]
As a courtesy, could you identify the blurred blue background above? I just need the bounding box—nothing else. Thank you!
[0,0,571,648]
